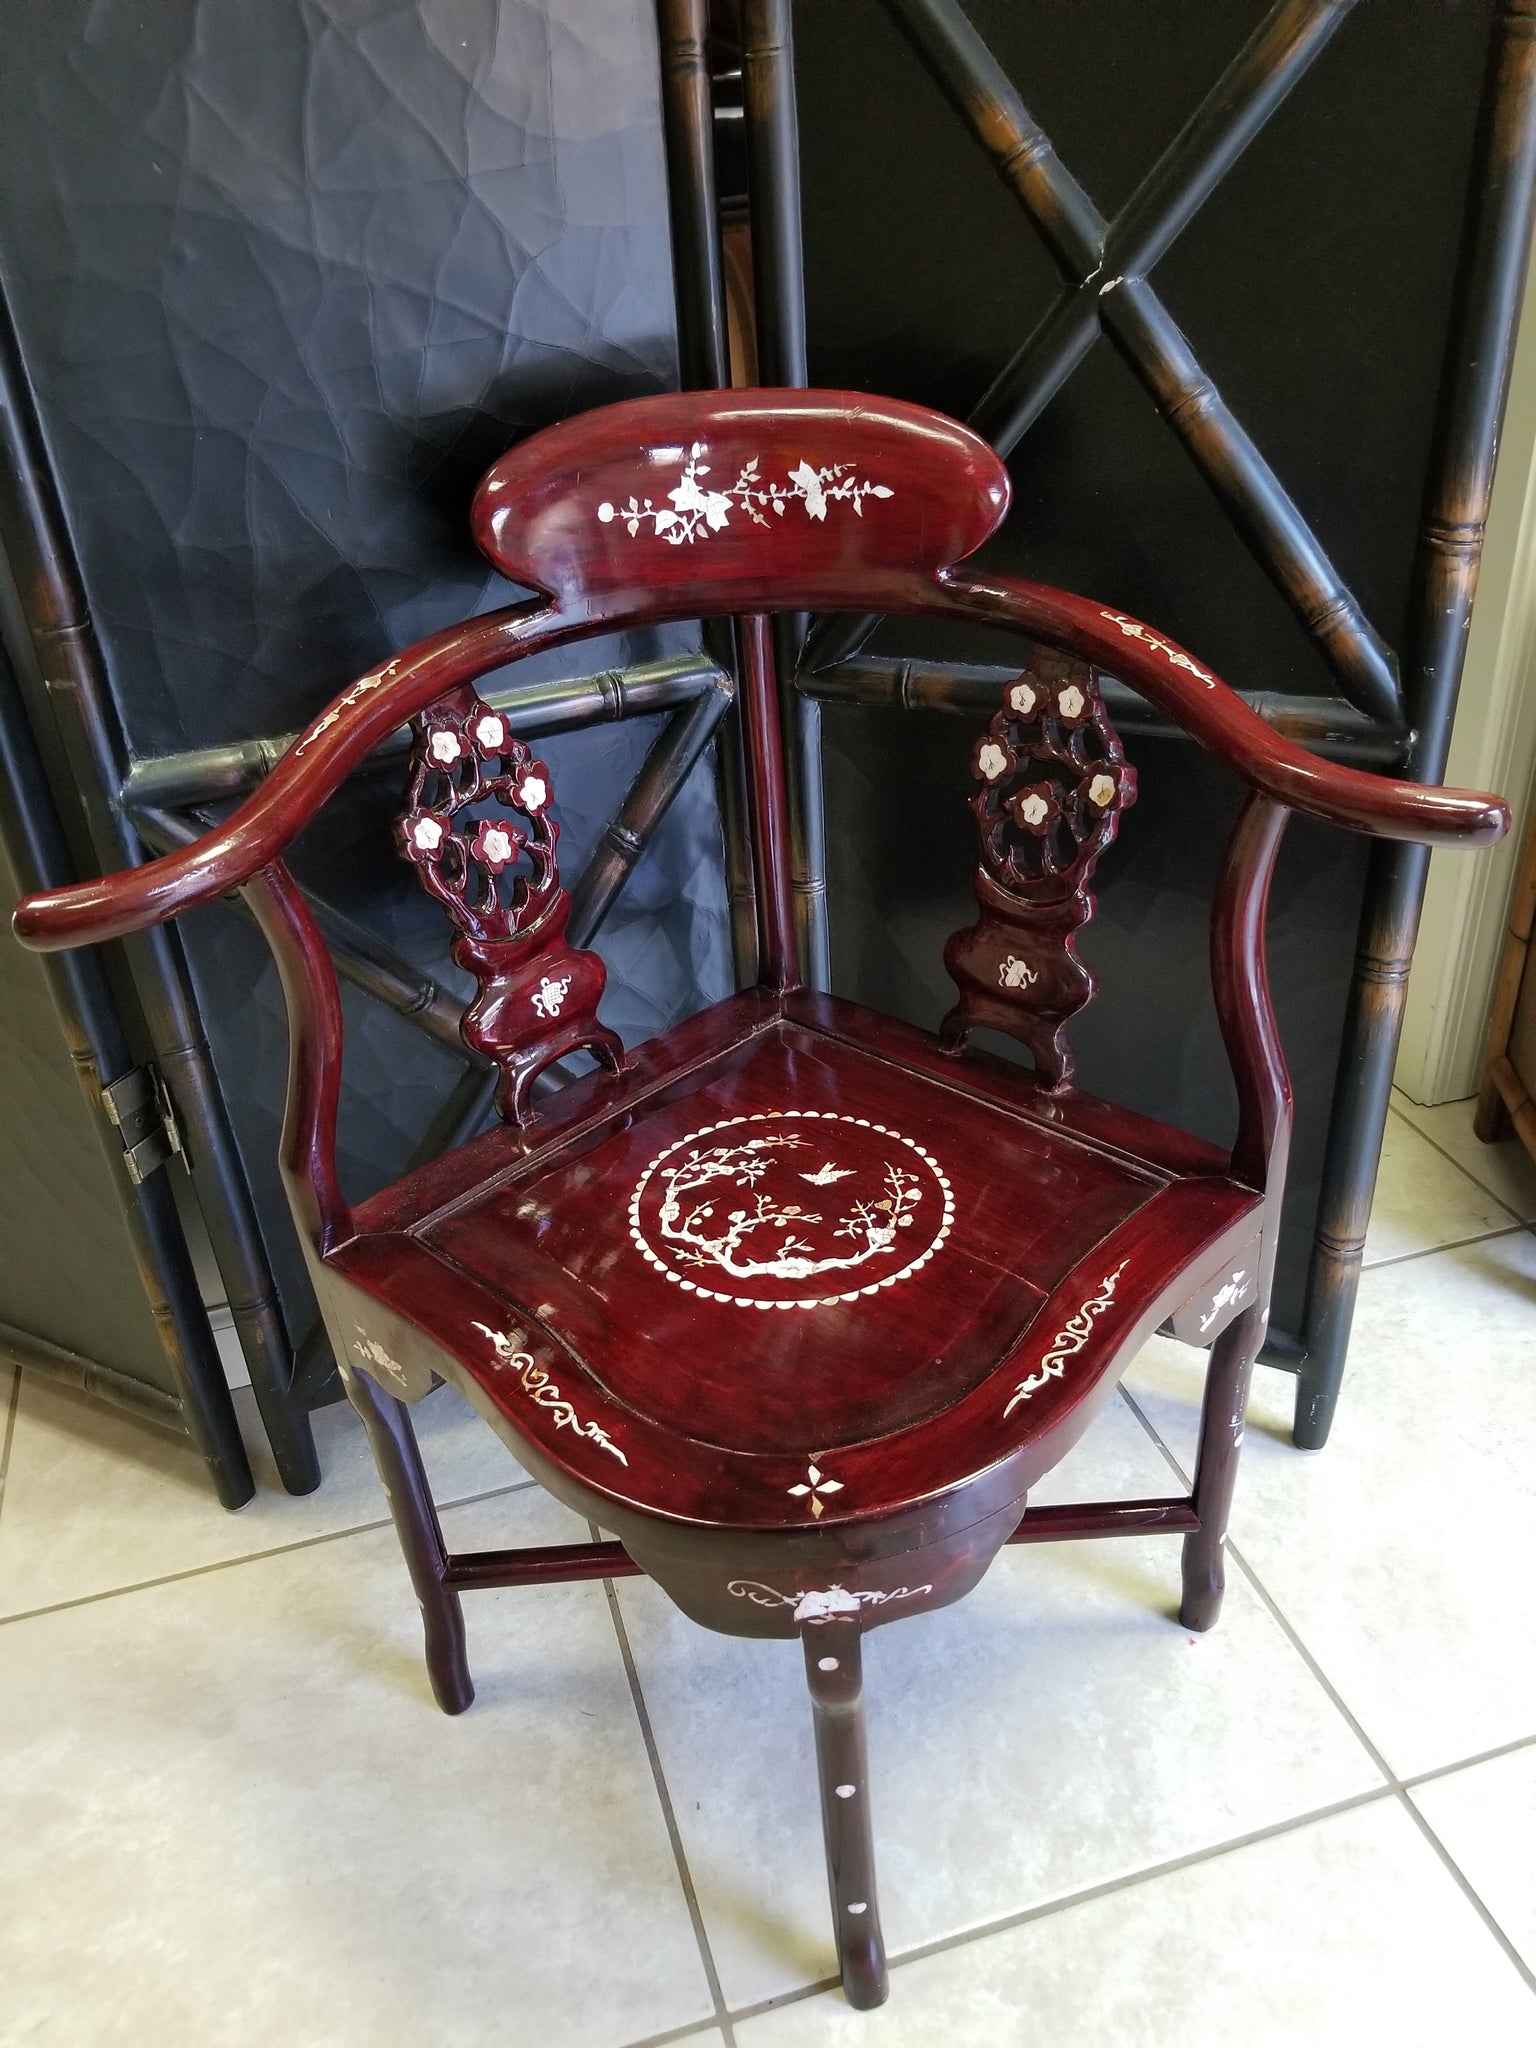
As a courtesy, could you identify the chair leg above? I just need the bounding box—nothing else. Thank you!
[801,1618,889,2010]
[1180,1302,1264,1634]
[342,1361,475,1714]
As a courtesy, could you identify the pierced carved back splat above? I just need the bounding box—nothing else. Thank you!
[941,654,1137,1088]
[398,685,623,1123]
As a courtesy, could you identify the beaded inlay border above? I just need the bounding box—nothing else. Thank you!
[628,1110,954,1310]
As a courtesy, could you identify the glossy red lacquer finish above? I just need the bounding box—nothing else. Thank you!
[11,384,1508,2013]
[11,390,1506,956]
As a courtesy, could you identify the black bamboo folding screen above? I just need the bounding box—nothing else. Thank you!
[0,0,1530,1503]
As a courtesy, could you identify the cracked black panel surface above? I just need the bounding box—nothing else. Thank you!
[0,1,730,1348]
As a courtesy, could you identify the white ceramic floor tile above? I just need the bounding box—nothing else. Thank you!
[0,1372,526,1618]
[0,1488,715,2048]
[1125,1231,1536,1777]
[1412,1742,1536,1977]
[615,1396,1381,2010]
[735,1799,1536,2047]
[1364,1111,1519,1265]
[1392,1090,1536,1221]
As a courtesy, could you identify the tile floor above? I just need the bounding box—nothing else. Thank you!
[1,1093,1533,2047]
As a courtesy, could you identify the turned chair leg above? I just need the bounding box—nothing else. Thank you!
[342,1362,475,1714]
[802,1617,888,2010]
[1180,1302,1265,1634]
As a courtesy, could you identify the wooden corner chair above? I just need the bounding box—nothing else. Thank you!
[13,388,1506,2010]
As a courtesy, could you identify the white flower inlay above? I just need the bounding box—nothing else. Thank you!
[1007,680,1038,716]
[1004,1260,1130,1417]
[428,728,463,765]
[478,824,515,867]
[998,954,1038,990]
[531,973,572,1019]
[600,444,894,546]
[472,1322,627,1464]
[1199,1269,1252,1334]
[977,740,1010,783]
[1087,772,1117,808]
[1057,685,1086,719]
[517,772,549,813]
[1017,791,1051,826]
[411,816,445,853]
[728,1580,935,1620]
[787,1461,845,1518]
[474,712,507,751]
[351,1326,409,1390]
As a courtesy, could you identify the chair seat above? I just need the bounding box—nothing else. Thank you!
[330,989,1262,1545]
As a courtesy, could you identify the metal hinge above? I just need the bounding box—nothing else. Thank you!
[101,1064,186,1184]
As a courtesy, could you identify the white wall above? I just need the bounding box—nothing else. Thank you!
[1396,230,1536,1106]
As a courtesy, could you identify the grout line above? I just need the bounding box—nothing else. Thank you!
[1362,1222,1527,1274]
[1389,1099,1534,1225]
[0,1364,21,1528]
[621,2021,731,2048]
[722,1790,1397,2029]
[1404,1730,1536,1791]
[1121,1381,1536,1998]
[596,1529,738,2048]
[0,1473,539,1629]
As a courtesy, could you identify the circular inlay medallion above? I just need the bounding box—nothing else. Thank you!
[628,1110,953,1310]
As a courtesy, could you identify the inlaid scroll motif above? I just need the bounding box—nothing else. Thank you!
[396,686,622,1124]
[1004,1261,1129,1417]
[728,1581,934,1622]
[628,1110,953,1310]
[942,654,1137,1087]
[597,443,893,545]
[473,1322,628,1465]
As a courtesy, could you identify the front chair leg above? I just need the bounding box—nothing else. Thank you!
[342,1361,475,1715]
[1180,1301,1265,1633]
[802,1617,889,2010]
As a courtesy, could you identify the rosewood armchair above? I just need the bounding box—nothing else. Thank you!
[12,390,1507,2010]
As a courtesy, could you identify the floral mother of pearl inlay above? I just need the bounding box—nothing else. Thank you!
[597,444,893,545]
[628,1110,953,1310]
[1098,610,1217,688]
[728,1581,934,1621]
[1004,1259,1130,1416]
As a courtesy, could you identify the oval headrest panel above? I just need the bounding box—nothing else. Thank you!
[471,388,1010,615]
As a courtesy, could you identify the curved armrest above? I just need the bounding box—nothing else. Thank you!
[941,571,1509,848]
[12,599,569,952]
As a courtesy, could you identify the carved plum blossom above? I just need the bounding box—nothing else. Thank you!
[469,818,520,875]
[1086,771,1118,809]
[598,446,894,545]
[976,738,1012,783]
[1055,684,1089,722]
[1008,679,1039,717]
[398,693,559,945]
[1008,783,1060,835]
